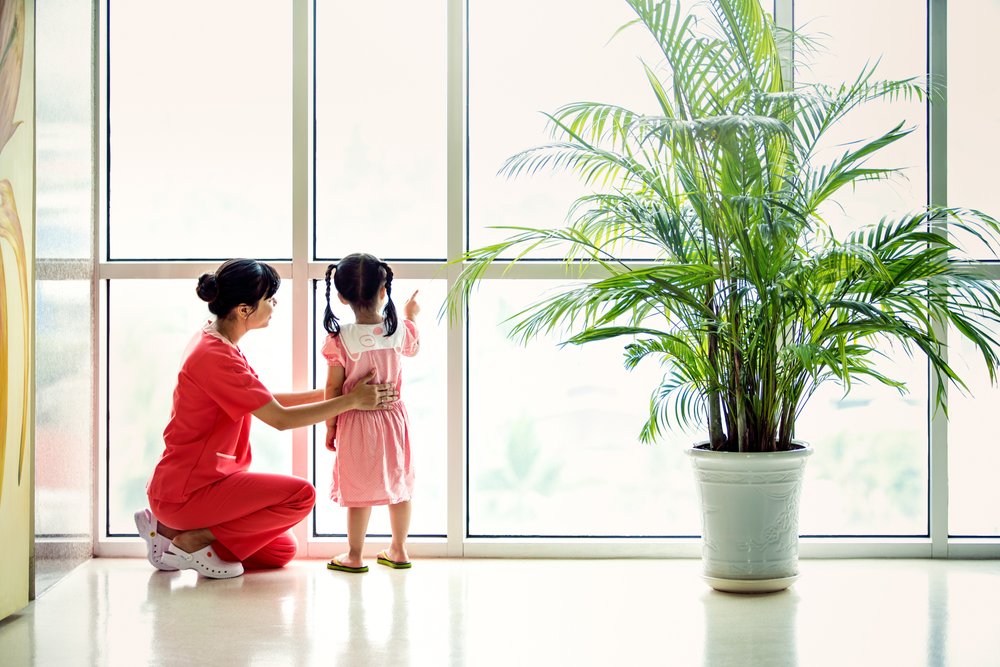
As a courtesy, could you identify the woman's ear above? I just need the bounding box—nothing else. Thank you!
[379,286,387,299]
[338,293,349,305]
[239,304,251,318]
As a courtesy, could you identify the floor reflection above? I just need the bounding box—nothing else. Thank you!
[3,558,999,666]
[337,570,411,664]
[701,587,800,667]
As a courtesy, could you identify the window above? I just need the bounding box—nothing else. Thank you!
[792,0,929,535]
[948,2,1000,260]
[314,1,448,260]
[107,0,293,260]
[468,0,666,257]
[35,281,93,537]
[36,0,94,546]
[468,281,700,536]
[89,0,999,557]
[794,0,927,237]
[946,1,1000,536]
[947,2,1000,537]
[37,0,92,261]
[948,316,1000,536]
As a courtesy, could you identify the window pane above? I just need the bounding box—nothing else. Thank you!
[314,2,447,260]
[468,0,668,257]
[37,0,92,259]
[796,351,928,535]
[107,279,292,535]
[948,316,1000,536]
[312,279,447,536]
[468,281,700,536]
[949,2,1000,258]
[794,1,926,237]
[789,0,929,536]
[108,1,292,259]
[35,281,93,537]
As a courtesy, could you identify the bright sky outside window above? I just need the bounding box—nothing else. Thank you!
[108,1,292,260]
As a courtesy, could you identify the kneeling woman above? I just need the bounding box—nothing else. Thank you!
[135,258,398,579]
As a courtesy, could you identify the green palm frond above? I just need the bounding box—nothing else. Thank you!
[443,0,1000,452]
[644,370,709,442]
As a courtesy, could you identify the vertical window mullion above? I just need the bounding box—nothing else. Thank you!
[927,0,949,555]
[291,0,311,549]
[96,0,109,544]
[774,0,794,84]
[447,0,468,556]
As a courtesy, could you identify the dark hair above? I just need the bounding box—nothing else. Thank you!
[323,253,397,337]
[196,258,280,319]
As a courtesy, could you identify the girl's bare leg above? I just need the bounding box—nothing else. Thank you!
[386,501,411,563]
[334,507,372,568]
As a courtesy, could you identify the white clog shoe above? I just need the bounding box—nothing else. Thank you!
[160,544,245,579]
[134,509,178,572]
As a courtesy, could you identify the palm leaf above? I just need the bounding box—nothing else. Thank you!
[443,0,1000,452]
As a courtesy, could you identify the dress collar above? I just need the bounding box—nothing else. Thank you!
[202,320,237,348]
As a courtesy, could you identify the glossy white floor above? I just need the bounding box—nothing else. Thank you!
[1,557,998,666]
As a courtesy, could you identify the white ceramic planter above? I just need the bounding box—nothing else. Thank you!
[687,442,812,594]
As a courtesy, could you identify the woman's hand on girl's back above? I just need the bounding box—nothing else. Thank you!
[403,290,420,321]
[348,368,399,411]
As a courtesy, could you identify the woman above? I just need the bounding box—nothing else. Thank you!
[135,258,398,579]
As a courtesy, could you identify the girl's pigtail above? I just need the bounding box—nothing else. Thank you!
[381,262,398,336]
[323,263,341,336]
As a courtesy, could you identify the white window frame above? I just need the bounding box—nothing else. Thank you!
[88,0,1000,559]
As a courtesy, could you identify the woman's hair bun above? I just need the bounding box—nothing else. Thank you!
[196,273,219,302]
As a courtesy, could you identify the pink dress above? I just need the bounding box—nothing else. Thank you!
[321,319,419,507]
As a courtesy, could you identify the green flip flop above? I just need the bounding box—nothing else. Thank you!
[376,551,412,569]
[327,559,368,573]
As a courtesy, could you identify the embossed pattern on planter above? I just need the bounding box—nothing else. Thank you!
[688,445,811,581]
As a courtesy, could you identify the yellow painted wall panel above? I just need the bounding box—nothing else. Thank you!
[0,0,35,622]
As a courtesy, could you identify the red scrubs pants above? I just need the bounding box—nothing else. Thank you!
[150,472,316,569]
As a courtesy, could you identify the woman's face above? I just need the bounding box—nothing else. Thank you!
[245,295,277,330]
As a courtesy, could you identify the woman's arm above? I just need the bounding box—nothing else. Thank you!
[252,369,396,431]
[272,389,325,407]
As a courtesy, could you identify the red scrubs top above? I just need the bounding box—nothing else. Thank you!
[147,325,274,502]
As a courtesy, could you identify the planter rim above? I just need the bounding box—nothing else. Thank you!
[686,440,812,459]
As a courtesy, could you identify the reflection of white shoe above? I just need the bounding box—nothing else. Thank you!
[160,544,245,579]
[134,509,178,572]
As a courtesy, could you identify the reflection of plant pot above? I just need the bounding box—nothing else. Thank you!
[702,583,800,664]
[687,442,812,594]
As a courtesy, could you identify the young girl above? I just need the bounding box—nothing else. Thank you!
[322,253,420,573]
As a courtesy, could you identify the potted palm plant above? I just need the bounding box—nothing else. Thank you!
[446,0,1000,592]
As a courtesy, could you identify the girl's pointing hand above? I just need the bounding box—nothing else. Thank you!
[403,290,420,321]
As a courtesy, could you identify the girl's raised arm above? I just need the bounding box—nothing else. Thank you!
[403,290,420,321]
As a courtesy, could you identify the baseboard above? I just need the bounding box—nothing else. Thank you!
[32,536,93,600]
[34,536,92,561]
